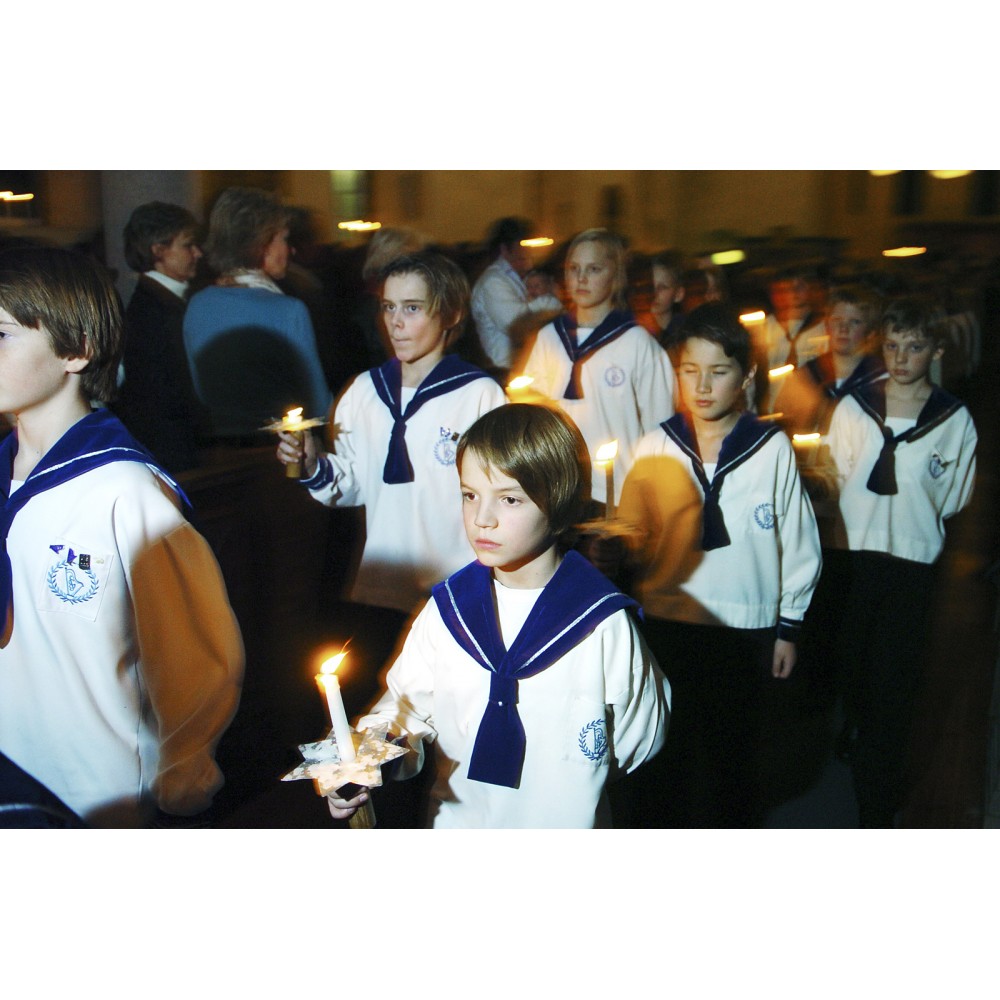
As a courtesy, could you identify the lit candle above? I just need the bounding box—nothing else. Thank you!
[505,375,534,402]
[595,440,618,519]
[282,406,304,479]
[316,653,356,762]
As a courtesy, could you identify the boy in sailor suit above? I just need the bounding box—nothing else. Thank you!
[277,253,506,696]
[326,404,670,828]
[515,229,676,511]
[827,297,977,827]
[0,246,243,828]
[616,303,822,827]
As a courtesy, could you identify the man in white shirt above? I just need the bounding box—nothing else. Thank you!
[470,217,561,378]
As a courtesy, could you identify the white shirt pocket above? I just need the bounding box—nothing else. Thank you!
[37,540,116,623]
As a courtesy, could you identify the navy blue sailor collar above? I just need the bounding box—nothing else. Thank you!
[661,411,780,551]
[0,408,190,624]
[553,309,635,400]
[370,355,491,484]
[851,379,965,495]
[805,352,886,400]
[432,549,637,789]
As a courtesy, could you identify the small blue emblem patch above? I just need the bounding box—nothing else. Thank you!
[578,719,608,762]
[604,365,626,388]
[47,555,99,604]
[434,426,460,467]
[753,502,776,530]
[928,453,948,479]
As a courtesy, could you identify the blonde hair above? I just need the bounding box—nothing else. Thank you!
[566,228,629,310]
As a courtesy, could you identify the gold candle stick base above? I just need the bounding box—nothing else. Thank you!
[285,430,304,478]
[349,798,377,829]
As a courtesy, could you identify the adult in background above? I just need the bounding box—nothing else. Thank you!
[183,187,332,441]
[470,216,562,381]
[116,201,206,474]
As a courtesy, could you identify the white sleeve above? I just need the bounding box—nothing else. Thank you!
[941,411,978,520]
[773,436,822,635]
[632,329,677,428]
[122,490,244,816]
[603,611,670,776]
[355,600,441,780]
[305,377,365,507]
[826,395,863,488]
[476,272,531,346]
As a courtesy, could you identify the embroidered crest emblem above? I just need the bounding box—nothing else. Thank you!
[753,502,776,530]
[604,365,626,388]
[578,719,608,762]
[929,452,948,479]
[433,426,460,467]
[47,548,99,605]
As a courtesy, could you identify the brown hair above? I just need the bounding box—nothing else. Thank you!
[380,251,471,344]
[457,404,588,537]
[0,243,122,403]
[204,187,289,274]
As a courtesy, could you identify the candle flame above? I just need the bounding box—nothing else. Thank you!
[320,652,347,676]
[769,364,795,379]
[507,375,534,390]
[792,432,822,444]
[595,441,618,463]
[739,310,766,324]
[284,406,303,423]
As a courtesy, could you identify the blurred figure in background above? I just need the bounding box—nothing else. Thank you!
[827,296,977,827]
[781,283,885,715]
[646,250,687,357]
[183,187,332,441]
[681,260,728,313]
[780,283,885,445]
[471,216,562,382]
[116,201,206,474]
[754,263,828,415]
[517,228,676,513]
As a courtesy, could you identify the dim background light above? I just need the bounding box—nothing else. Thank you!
[883,246,927,258]
[710,249,745,265]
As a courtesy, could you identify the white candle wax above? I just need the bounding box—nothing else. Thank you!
[319,671,356,762]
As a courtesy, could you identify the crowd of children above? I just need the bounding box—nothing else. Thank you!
[0,205,981,828]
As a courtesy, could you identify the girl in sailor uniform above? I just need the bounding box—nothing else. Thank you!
[616,302,822,827]
[515,229,677,510]
[326,404,670,828]
[277,253,506,689]
[827,297,977,827]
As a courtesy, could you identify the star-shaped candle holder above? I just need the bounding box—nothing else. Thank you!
[282,722,409,828]
[262,407,327,478]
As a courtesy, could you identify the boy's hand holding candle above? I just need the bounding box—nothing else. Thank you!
[265,407,325,479]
